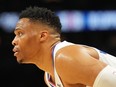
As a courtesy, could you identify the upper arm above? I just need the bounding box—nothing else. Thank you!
[55,45,107,86]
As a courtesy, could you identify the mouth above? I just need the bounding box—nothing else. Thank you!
[14,51,19,56]
[13,48,19,56]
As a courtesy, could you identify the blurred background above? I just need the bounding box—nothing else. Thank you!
[0,0,116,87]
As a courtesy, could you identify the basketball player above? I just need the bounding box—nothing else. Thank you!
[12,6,116,87]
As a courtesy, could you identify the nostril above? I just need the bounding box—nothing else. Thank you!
[13,43,16,46]
[12,40,16,46]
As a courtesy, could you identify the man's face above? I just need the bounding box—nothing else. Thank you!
[12,18,41,63]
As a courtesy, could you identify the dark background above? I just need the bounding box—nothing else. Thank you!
[0,0,116,87]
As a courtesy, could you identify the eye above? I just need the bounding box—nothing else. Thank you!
[18,32,23,37]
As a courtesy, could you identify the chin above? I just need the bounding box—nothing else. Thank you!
[16,57,25,64]
[17,59,24,64]
[18,59,32,64]
[16,57,25,63]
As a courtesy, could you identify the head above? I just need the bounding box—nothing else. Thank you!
[12,6,62,63]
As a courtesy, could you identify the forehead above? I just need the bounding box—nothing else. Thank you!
[15,18,31,30]
[15,18,48,31]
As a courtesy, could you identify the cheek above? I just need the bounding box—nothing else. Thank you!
[18,38,31,54]
[20,39,38,53]
[19,34,39,55]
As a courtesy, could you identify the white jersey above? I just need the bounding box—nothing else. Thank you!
[45,41,116,87]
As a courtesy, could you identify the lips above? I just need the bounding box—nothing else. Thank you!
[14,52,19,56]
[13,47,19,56]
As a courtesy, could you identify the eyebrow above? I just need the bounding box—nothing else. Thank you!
[14,28,22,33]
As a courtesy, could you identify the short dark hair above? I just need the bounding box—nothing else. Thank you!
[19,6,62,34]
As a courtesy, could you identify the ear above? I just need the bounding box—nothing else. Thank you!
[39,30,49,42]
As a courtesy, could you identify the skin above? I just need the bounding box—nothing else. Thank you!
[12,18,107,87]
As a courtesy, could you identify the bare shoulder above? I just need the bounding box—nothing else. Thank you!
[55,45,106,86]
[54,45,88,83]
[55,45,86,68]
[55,44,96,66]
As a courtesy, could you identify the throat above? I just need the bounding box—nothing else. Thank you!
[35,49,54,76]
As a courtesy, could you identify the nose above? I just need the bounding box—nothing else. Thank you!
[12,37,18,46]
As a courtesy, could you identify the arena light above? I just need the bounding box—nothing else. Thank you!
[0,11,116,33]
[56,10,116,32]
[0,12,19,33]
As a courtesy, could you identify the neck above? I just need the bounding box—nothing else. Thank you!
[34,39,60,75]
